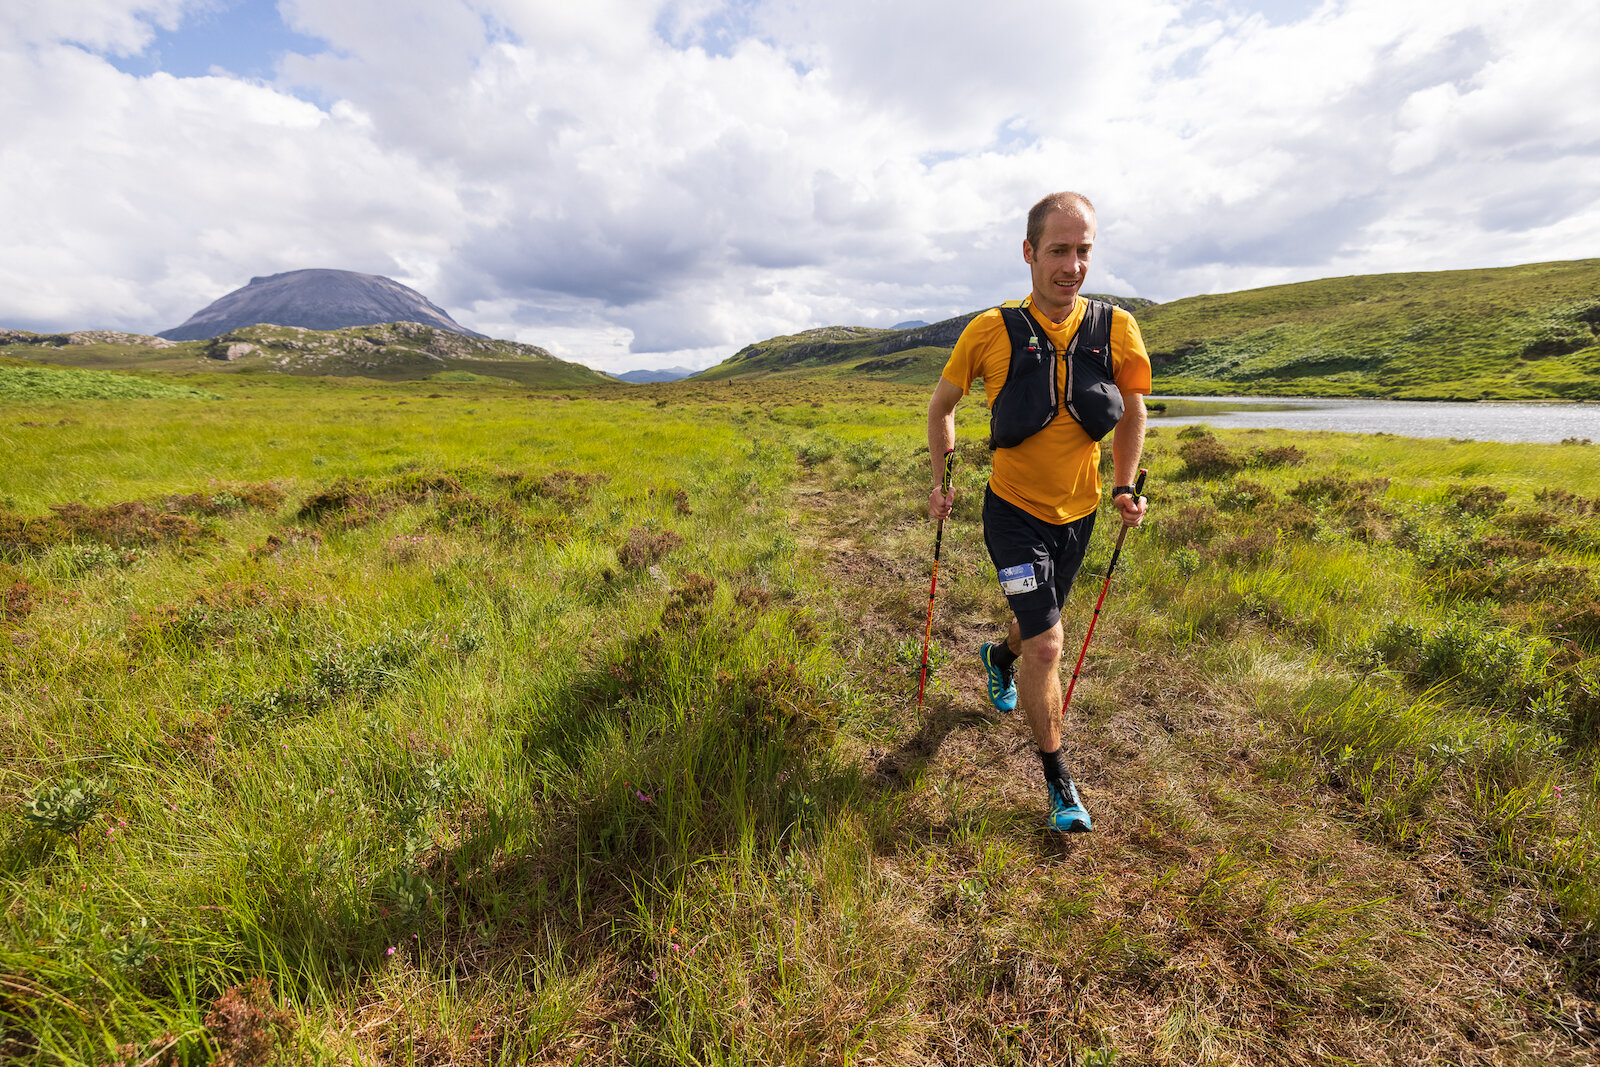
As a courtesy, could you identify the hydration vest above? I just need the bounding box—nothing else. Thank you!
[988,299,1122,448]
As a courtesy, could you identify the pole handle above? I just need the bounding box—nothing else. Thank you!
[940,448,956,493]
[1133,467,1147,498]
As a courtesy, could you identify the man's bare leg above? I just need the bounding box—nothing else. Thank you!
[1015,621,1064,752]
[1014,618,1092,831]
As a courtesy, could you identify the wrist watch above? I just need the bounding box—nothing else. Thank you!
[1112,484,1136,499]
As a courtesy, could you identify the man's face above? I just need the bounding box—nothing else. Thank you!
[1022,208,1095,322]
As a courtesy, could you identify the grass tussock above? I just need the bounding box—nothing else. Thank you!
[0,500,209,557]
[0,365,219,401]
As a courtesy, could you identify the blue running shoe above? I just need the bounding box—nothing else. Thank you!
[1046,778,1092,833]
[980,643,1018,712]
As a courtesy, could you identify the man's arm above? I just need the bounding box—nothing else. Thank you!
[927,377,963,520]
[1110,391,1148,527]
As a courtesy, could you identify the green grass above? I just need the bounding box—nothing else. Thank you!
[3,380,1600,1063]
[0,366,219,401]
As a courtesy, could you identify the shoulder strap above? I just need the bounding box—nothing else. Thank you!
[998,304,1044,353]
[1068,299,1114,373]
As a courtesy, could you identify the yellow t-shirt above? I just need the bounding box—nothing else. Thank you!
[941,296,1152,525]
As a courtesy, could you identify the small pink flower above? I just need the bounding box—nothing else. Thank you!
[387,946,396,955]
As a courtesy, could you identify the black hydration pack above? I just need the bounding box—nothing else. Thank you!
[988,299,1122,448]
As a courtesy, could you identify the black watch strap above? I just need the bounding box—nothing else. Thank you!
[1112,484,1136,498]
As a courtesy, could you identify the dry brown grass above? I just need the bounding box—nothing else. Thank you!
[617,526,684,570]
[0,500,208,556]
[794,463,1598,1065]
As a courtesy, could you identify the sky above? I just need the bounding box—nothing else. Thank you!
[2,0,1597,373]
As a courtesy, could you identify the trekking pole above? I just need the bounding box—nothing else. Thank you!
[1061,467,1147,716]
[917,448,957,709]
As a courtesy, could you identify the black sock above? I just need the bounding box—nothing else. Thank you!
[1039,747,1069,783]
[989,639,1018,672]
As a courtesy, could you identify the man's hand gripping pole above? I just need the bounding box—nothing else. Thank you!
[917,449,956,709]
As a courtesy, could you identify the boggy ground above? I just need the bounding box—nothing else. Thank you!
[3,383,1600,1065]
[795,431,1600,1065]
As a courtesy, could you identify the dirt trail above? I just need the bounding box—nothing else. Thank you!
[795,472,1600,1066]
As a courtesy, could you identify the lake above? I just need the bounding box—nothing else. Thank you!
[1148,396,1600,444]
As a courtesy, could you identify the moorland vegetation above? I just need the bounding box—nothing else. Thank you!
[2,373,1600,1064]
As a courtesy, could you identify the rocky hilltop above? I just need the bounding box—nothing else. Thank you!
[0,321,612,388]
[159,269,484,341]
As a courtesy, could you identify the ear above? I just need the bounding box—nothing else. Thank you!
[1022,239,1036,265]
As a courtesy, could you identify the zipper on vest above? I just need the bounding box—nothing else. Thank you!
[1063,341,1076,423]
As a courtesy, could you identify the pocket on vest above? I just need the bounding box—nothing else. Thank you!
[1067,373,1124,441]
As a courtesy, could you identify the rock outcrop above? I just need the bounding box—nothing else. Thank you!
[0,330,174,348]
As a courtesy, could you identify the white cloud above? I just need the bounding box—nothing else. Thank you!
[0,0,199,54]
[1,0,1596,372]
[0,41,465,333]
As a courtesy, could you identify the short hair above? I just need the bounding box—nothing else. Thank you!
[1026,192,1097,249]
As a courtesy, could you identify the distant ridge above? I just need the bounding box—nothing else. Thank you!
[616,366,697,383]
[160,269,484,342]
[692,292,1153,384]
[693,263,1600,400]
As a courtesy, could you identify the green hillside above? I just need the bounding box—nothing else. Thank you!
[696,294,1152,383]
[698,261,1600,401]
[1141,258,1600,400]
[0,321,613,389]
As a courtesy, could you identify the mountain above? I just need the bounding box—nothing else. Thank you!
[616,366,698,383]
[0,321,612,388]
[159,269,485,341]
[891,320,929,329]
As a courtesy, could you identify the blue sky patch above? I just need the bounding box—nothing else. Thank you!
[654,0,765,58]
[101,0,327,81]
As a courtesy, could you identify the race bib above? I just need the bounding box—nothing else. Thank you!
[997,563,1038,595]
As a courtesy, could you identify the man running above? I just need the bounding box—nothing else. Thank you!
[926,190,1150,833]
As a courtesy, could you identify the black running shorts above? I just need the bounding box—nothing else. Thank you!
[981,485,1097,641]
